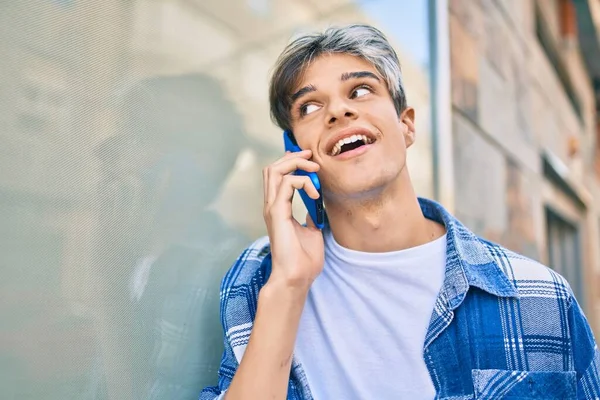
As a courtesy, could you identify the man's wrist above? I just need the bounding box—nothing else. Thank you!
[265,268,312,292]
[260,273,310,304]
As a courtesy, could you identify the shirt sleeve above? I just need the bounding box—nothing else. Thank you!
[568,296,600,399]
[199,379,229,400]
[198,237,271,400]
[198,310,237,400]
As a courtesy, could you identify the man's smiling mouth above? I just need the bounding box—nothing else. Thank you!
[327,127,378,157]
[331,134,375,156]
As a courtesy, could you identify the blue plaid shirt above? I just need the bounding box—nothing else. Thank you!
[201,198,600,399]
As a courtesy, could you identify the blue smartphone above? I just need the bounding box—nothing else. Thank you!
[283,130,325,229]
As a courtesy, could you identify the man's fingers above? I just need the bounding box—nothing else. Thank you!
[263,153,320,208]
[274,149,311,165]
[270,157,320,176]
[275,175,320,203]
[268,175,319,218]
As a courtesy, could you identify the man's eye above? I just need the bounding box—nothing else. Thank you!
[351,86,371,99]
[301,103,320,116]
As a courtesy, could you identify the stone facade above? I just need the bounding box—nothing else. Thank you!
[450,0,600,331]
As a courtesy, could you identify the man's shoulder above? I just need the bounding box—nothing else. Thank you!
[218,236,271,355]
[479,238,575,304]
[220,235,272,294]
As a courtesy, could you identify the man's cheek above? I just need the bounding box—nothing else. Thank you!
[317,170,336,190]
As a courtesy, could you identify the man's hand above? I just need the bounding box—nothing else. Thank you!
[262,149,325,290]
[224,150,325,400]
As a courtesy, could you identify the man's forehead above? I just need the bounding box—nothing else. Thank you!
[293,54,380,89]
[302,53,377,77]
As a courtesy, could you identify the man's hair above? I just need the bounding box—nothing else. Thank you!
[269,24,407,133]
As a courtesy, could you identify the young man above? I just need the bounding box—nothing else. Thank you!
[201,25,600,399]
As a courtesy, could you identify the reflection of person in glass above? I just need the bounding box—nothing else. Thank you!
[201,25,600,400]
[112,73,248,399]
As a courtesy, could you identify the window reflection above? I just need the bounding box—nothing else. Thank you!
[92,74,251,399]
[0,1,434,399]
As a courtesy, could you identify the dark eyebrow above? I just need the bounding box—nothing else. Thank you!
[291,84,317,102]
[341,71,381,82]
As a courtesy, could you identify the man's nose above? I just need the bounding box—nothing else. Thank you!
[326,98,358,126]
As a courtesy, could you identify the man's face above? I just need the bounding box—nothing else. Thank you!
[289,53,415,201]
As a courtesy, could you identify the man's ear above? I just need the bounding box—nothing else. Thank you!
[400,107,416,148]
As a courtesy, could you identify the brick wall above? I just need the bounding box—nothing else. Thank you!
[449,0,597,277]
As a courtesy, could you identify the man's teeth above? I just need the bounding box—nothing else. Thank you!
[331,135,372,156]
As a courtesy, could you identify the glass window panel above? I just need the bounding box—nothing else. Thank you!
[0,1,435,398]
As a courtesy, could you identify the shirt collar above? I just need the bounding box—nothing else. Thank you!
[418,197,519,309]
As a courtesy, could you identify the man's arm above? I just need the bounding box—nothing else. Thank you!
[223,279,308,400]
[199,256,309,400]
[225,150,323,400]
[202,150,324,400]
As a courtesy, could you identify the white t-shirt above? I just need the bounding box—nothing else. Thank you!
[294,228,447,400]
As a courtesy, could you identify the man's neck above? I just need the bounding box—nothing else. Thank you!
[325,169,446,253]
